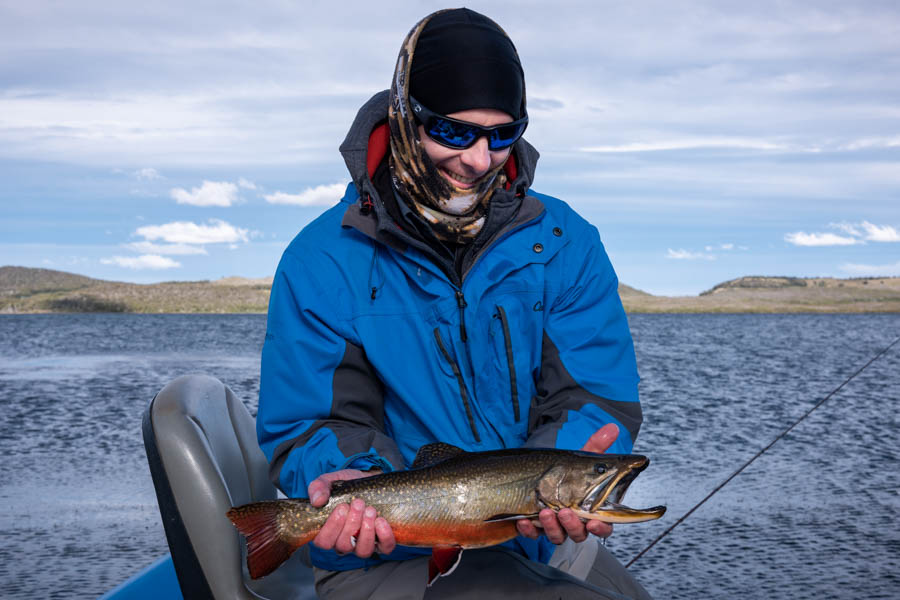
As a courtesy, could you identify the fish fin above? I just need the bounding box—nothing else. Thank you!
[227,501,307,579]
[427,546,463,586]
[483,513,539,522]
[411,442,467,469]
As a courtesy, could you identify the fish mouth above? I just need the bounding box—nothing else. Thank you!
[578,457,666,523]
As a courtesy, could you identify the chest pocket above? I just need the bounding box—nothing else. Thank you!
[487,295,544,427]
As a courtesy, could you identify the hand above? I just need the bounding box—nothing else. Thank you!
[308,469,396,558]
[516,423,619,543]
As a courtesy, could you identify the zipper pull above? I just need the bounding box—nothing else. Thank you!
[455,290,468,343]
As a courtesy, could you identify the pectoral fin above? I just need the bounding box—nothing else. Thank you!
[483,513,539,522]
[428,546,463,586]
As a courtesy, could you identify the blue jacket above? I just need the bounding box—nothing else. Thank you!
[257,92,641,572]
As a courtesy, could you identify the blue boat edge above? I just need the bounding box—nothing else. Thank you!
[98,554,183,600]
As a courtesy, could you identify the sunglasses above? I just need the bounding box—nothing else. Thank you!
[409,95,528,151]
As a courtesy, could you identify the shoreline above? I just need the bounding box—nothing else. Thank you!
[3,267,900,314]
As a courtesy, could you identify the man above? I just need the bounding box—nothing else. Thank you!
[258,8,651,599]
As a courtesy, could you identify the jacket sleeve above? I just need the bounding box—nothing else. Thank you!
[257,248,404,498]
[525,225,642,454]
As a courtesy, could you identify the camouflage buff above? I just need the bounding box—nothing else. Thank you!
[388,11,523,243]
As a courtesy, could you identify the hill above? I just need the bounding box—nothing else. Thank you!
[0,266,272,314]
[1,267,899,313]
[621,275,900,313]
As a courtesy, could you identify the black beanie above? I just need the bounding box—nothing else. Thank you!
[410,9,525,119]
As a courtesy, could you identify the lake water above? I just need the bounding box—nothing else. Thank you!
[0,313,898,599]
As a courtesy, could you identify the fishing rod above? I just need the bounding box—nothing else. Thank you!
[625,333,900,569]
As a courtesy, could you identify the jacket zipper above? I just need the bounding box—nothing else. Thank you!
[455,290,468,342]
[433,327,480,442]
[495,305,520,422]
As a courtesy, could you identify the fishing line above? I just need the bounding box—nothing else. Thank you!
[625,333,900,569]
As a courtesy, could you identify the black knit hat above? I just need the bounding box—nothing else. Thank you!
[409,8,525,119]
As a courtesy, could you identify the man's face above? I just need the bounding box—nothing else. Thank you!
[418,107,513,190]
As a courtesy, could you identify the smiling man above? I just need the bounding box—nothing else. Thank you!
[258,8,651,599]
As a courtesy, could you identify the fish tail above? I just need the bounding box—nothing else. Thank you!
[227,500,318,579]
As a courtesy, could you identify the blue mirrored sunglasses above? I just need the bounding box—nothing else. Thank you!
[409,95,528,151]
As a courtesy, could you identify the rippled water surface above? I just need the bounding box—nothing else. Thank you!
[1,313,898,599]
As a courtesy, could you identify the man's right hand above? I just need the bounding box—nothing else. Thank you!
[308,469,396,558]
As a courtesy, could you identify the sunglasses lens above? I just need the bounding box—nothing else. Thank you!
[428,118,479,149]
[488,122,527,150]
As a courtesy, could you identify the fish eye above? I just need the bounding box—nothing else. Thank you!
[594,464,607,475]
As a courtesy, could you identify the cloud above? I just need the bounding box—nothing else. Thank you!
[839,261,900,276]
[125,241,208,255]
[264,183,345,206]
[238,177,257,190]
[860,221,900,242]
[134,167,161,180]
[135,219,249,244]
[786,221,899,246]
[170,181,239,207]
[580,137,787,153]
[704,243,736,251]
[666,248,715,260]
[784,231,860,246]
[101,254,181,270]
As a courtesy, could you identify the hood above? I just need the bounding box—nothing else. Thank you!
[339,90,540,210]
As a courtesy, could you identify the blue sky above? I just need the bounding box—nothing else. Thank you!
[2,0,898,295]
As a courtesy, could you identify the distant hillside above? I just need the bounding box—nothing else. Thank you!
[623,275,900,313]
[2,266,899,313]
[0,266,273,314]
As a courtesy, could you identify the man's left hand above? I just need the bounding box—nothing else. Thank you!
[516,423,618,543]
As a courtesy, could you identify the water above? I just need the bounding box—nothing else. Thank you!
[0,314,898,599]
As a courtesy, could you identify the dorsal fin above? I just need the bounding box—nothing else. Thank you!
[411,442,466,469]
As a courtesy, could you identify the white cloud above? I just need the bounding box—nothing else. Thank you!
[135,219,249,244]
[170,181,239,207]
[839,261,900,276]
[101,254,181,270]
[125,241,208,255]
[238,177,257,190]
[786,221,899,246]
[580,137,787,153]
[784,232,860,246]
[264,183,345,207]
[860,221,900,242]
[705,243,736,252]
[134,167,161,180]
[830,222,862,237]
[666,248,715,260]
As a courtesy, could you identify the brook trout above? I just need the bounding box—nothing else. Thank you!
[227,442,665,584]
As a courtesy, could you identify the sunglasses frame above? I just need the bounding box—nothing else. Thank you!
[408,95,528,151]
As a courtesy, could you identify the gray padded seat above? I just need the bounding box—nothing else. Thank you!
[143,374,315,599]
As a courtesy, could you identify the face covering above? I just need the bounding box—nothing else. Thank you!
[387,10,522,243]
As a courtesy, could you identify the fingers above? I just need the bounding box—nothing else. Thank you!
[530,509,592,545]
[313,503,349,550]
[581,423,620,454]
[539,508,567,545]
[334,498,366,554]
[308,477,331,507]
[374,517,396,555]
[557,509,588,543]
[354,506,378,557]
[587,520,613,539]
[312,498,395,559]
[516,518,541,539]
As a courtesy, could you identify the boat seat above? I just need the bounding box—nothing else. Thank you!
[143,374,315,600]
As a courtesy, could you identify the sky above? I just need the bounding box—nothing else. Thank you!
[2,0,899,296]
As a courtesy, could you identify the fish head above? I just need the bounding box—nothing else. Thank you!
[536,452,666,524]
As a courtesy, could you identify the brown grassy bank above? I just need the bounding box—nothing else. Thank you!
[3,267,899,314]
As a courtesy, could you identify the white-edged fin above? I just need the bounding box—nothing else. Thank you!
[411,442,467,469]
[483,513,539,522]
[427,546,463,586]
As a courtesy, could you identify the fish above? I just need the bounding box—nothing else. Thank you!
[227,442,665,585]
